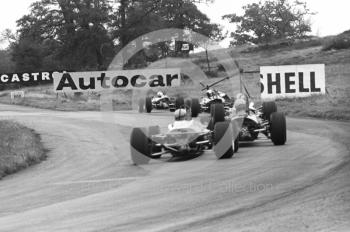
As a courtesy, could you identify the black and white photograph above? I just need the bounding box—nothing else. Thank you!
[0,0,349,231]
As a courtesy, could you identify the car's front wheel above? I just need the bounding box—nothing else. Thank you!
[213,121,234,159]
[130,128,151,165]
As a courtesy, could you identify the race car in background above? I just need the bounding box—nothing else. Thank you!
[130,103,239,165]
[138,91,202,118]
[138,91,176,113]
[199,77,234,113]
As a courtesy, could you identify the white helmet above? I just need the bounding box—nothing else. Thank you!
[157,91,164,97]
[174,109,187,121]
[234,98,247,114]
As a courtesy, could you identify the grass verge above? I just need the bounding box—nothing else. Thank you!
[0,121,47,179]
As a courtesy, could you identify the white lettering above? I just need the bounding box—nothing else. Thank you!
[42,72,50,80]
[32,73,40,81]
[11,74,20,82]
[22,73,30,81]
[1,75,9,83]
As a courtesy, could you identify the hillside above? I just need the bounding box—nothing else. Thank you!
[0,36,349,120]
[191,39,350,120]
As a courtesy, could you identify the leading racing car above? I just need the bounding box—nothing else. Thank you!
[130,104,239,165]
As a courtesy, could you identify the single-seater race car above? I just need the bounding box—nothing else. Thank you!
[130,104,239,165]
[138,91,176,113]
[224,93,287,146]
[199,77,234,113]
[138,91,202,118]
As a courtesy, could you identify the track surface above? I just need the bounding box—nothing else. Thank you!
[0,104,349,232]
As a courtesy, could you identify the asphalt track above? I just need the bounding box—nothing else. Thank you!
[0,103,349,232]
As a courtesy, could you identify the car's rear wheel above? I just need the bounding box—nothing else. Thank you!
[138,98,144,113]
[207,103,225,131]
[212,103,225,124]
[213,121,234,159]
[262,101,277,121]
[130,128,151,165]
[145,97,152,113]
[191,98,201,118]
[185,99,191,108]
[270,112,286,145]
[175,97,185,109]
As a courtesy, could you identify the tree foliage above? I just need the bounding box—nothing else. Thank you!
[0,49,15,73]
[9,0,221,72]
[12,0,114,72]
[223,0,314,46]
[111,0,223,67]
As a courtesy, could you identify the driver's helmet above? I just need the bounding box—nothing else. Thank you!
[206,90,213,98]
[234,98,247,115]
[174,109,187,121]
[157,91,164,98]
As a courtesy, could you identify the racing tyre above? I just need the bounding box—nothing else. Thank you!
[145,97,152,113]
[233,137,239,153]
[211,103,225,126]
[130,128,151,165]
[270,112,286,145]
[148,126,162,158]
[207,119,214,131]
[191,98,201,118]
[175,97,185,109]
[138,98,144,113]
[262,101,277,121]
[213,121,234,159]
[185,99,192,108]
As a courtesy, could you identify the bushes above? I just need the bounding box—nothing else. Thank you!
[323,31,350,51]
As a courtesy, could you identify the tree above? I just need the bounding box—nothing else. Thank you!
[11,0,220,71]
[13,0,114,72]
[0,49,15,74]
[111,0,219,46]
[110,0,223,67]
[223,0,314,46]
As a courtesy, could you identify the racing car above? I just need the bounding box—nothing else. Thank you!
[138,91,202,117]
[199,77,234,113]
[138,91,176,113]
[130,104,239,165]
[217,93,287,146]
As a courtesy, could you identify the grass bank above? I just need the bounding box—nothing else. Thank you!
[0,36,349,121]
[0,121,47,179]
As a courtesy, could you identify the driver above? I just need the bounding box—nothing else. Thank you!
[170,108,208,132]
[157,91,164,98]
[206,89,213,99]
[174,109,187,121]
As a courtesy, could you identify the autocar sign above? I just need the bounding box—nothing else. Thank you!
[53,68,181,93]
[260,64,326,99]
